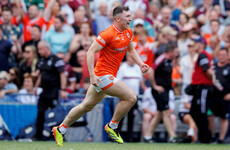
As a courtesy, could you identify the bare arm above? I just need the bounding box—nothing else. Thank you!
[140,79,148,91]
[87,41,103,86]
[60,72,67,90]
[43,0,56,21]
[69,35,81,53]
[127,41,144,66]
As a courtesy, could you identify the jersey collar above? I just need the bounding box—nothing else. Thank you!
[113,24,123,33]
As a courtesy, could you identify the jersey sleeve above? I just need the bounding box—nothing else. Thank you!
[95,30,112,47]
[54,57,65,73]
[198,53,210,71]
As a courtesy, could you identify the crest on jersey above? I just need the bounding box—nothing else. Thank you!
[126,33,130,39]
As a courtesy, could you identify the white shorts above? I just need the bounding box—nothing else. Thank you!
[93,75,118,92]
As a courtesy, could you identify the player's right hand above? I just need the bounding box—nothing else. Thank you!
[90,75,102,87]
[153,85,165,94]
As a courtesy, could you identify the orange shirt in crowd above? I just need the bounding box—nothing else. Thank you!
[204,33,211,46]
[20,15,47,42]
[172,66,182,87]
[133,35,155,67]
[95,24,133,77]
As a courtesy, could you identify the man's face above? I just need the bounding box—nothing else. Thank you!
[28,5,38,19]
[161,8,171,24]
[218,50,228,64]
[2,10,12,24]
[31,27,41,40]
[0,78,7,88]
[118,10,132,29]
[38,43,46,57]
[54,18,63,31]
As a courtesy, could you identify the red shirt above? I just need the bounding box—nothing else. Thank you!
[192,51,213,85]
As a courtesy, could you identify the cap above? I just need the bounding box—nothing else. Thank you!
[0,71,10,81]
[133,18,144,26]
[193,36,207,45]
[161,26,178,36]
[181,23,194,32]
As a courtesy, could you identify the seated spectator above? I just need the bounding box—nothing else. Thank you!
[0,71,18,101]
[0,25,21,71]
[142,87,177,142]
[19,45,39,83]
[176,13,189,31]
[123,0,148,13]
[8,67,21,89]
[44,15,73,56]
[21,25,41,54]
[17,74,42,104]
[72,9,85,34]
[172,56,182,95]
[145,1,162,25]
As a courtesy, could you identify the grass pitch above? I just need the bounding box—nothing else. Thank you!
[0,141,229,150]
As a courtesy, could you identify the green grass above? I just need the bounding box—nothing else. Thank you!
[0,141,230,150]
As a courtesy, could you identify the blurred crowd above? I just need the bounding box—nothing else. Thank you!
[0,0,230,143]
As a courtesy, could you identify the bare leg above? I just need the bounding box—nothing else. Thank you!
[162,110,175,138]
[142,113,153,137]
[145,111,162,137]
[62,85,105,127]
[208,116,216,136]
[103,80,137,123]
[170,114,177,133]
[219,118,229,141]
[183,114,198,142]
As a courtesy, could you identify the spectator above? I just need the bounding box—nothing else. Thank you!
[34,40,67,140]
[17,5,49,42]
[144,42,178,143]
[0,26,20,71]
[179,0,196,18]
[1,8,22,41]
[208,48,230,143]
[94,2,112,35]
[171,56,182,95]
[8,67,21,89]
[130,9,155,37]
[176,13,189,30]
[19,45,38,82]
[201,10,225,37]
[155,26,178,58]
[203,20,221,46]
[168,0,181,23]
[72,9,85,34]
[17,74,42,104]
[146,1,162,25]
[177,23,194,56]
[69,22,96,64]
[0,71,18,101]
[142,87,177,142]
[59,0,74,25]
[48,10,75,37]
[21,25,41,53]
[133,29,155,68]
[44,15,73,56]
[123,0,148,13]
[194,0,214,25]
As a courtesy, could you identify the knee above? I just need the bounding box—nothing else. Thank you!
[128,93,137,104]
[143,113,152,122]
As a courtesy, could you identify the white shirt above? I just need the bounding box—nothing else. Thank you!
[17,88,43,104]
[117,62,143,95]
[61,4,75,25]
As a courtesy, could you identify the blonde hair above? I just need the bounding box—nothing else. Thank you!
[20,45,38,73]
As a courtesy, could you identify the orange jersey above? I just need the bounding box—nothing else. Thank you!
[94,24,133,77]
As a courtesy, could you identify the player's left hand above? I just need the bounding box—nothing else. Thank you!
[141,64,149,73]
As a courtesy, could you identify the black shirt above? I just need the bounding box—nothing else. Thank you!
[214,63,230,95]
[151,54,173,90]
[37,55,65,89]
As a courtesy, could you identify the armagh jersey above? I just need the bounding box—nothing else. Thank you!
[94,24,133,77]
